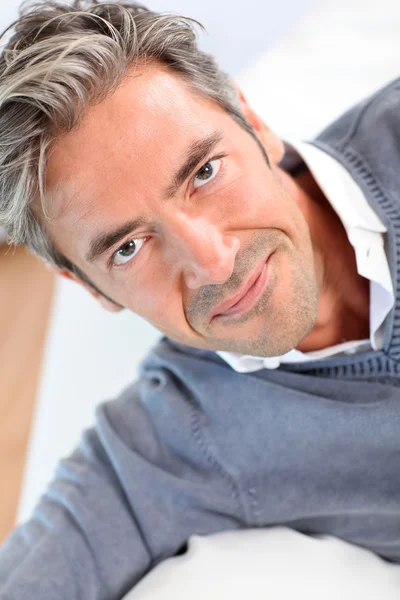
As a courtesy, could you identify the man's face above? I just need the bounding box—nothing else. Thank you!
[43,63,319,357]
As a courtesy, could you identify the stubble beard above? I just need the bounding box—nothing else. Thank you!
[202,244,320,359]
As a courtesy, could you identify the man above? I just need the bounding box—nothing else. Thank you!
[0,0,399,598]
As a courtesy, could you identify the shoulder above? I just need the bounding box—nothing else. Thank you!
[315,76,400,152]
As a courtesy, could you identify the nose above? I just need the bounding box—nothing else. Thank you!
[163,214,240,290]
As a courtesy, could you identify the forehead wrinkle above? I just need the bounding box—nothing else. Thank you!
[77,179,118,223]
[45,168,97,224]
[57,156,131,229]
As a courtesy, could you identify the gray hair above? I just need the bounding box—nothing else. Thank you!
[0,0,264,303]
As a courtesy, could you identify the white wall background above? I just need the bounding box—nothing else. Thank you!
[0,0,315,74]
[237,0,400,140]
[0,0,399,521]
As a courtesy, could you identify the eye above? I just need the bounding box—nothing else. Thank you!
[112,237,147,267]
[193,158,222,189]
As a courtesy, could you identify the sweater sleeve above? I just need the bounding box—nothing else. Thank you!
[0,366,244,600]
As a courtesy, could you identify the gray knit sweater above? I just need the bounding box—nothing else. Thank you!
[2,77,400,600]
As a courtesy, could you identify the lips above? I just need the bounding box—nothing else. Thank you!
[211,253,272,319]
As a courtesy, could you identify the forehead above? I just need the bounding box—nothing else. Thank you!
[44,64,230,230]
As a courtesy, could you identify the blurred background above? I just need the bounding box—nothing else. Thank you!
[1,0,400,543]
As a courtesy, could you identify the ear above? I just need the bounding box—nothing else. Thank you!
[233,82,285,165]
[53,268,123,313]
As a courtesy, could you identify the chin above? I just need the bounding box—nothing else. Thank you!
[247,310,318,358]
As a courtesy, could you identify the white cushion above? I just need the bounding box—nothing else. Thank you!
[124,527,400,600]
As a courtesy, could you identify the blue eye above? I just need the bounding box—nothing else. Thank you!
[112,237,147,266]
[193,158,222,189]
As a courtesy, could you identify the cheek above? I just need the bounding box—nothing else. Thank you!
[225,173,284,227]
[124,269,182,326]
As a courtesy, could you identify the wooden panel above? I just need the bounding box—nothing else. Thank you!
[0,244,55,543]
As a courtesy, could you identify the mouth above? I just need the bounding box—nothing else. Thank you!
[211,252,274,320]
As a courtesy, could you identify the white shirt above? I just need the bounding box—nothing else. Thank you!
[217,141,394,373]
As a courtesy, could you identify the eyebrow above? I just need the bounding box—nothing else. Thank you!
[163,130,223,198]
[85,130,224,265]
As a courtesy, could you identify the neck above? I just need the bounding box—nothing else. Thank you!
[277,166,370,353]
